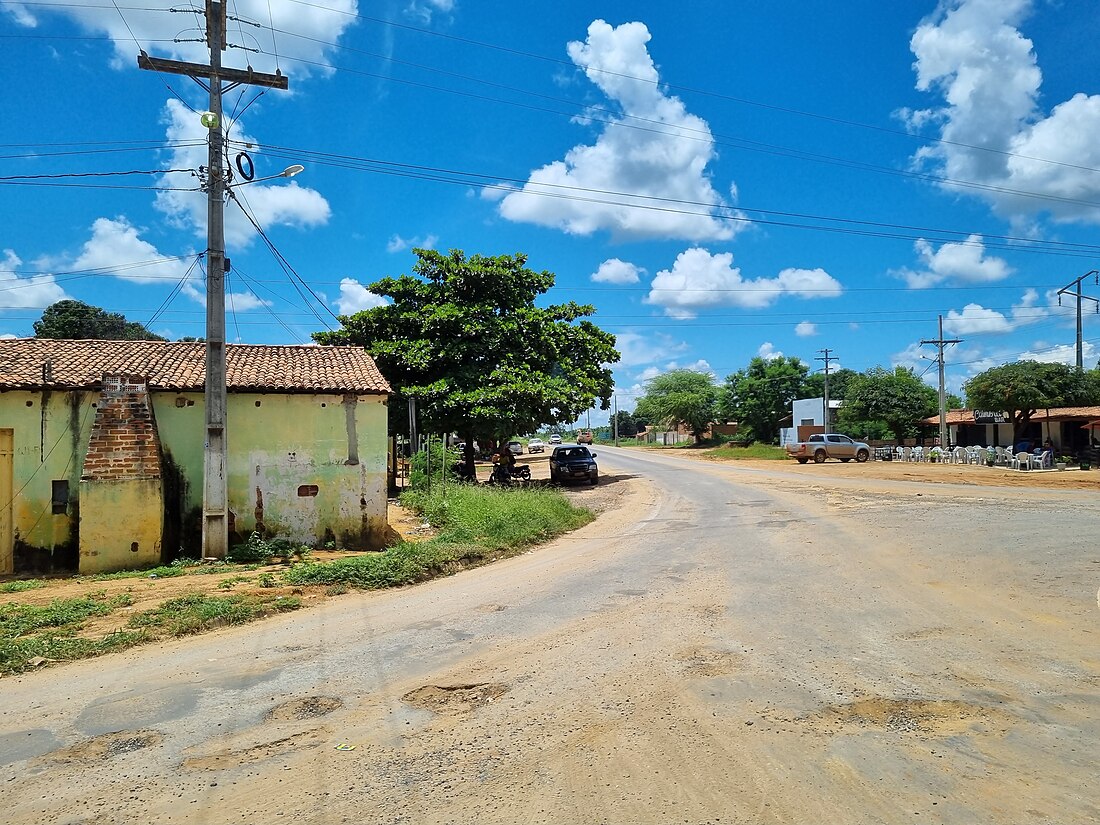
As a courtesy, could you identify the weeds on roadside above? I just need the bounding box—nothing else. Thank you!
[0,593,137,675]
[126,593,300,636]
[0,579,47,593]
[286,484,592,590]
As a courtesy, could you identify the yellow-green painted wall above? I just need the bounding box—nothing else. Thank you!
[153,392,389,550]
[0,389,388,571]
[78,479,163,573]
[0,390,96,570]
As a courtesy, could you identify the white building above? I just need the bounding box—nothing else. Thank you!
[779,397,843,446]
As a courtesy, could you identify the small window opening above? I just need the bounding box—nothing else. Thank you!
[255,400,261,407]
[51,480,69,515]
[297,484,319,497]
[130,542,139,553]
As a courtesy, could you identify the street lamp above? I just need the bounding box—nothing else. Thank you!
[230,162,305,187]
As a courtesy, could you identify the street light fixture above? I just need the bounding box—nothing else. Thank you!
[230,163,305,187]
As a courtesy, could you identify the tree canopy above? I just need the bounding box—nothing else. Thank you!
[634,369,718,443]
[836,366,938,441]
[34,300,166,341]
[314,249,619,465]
[964,360,1100,438]
[611,410,638,438]
[719,355,810,443]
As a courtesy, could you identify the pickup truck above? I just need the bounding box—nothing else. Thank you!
[786,433,871,464]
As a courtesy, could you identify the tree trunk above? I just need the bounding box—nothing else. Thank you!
[463,430,476,481]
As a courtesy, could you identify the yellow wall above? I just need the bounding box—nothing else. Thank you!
[153,392,389,551]
[0,389,388,571]
[0,390,96,571]
[78,479,163,573]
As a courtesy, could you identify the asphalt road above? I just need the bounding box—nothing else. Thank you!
[2,446,1098,824]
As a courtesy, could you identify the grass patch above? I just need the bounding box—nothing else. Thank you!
[0,579,47,593]
[0,593,137,675]
[127,593,301,637]
[285,484,593,590]
[718,443,789,460]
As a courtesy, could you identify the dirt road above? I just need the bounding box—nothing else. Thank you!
[2,447,1098,824]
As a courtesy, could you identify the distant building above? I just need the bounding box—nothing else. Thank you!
[0,339,390,575]
[918,407,1100,451]
[779,397,843,446]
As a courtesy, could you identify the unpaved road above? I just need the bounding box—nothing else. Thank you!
[2,447,1099,824]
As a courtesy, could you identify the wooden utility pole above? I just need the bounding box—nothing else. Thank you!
[138,0,288,558]
[1056,270,1099,369]
[816,348,838,430]
[920,317,962,448]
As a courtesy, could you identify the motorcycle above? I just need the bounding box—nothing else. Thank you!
[487,462,531,484]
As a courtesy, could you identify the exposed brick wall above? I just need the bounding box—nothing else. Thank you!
[81,374,163,481]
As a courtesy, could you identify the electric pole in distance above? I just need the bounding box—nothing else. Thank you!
[138,0,289,559]
[1056,270,1099,370]
[816,348,838,430]
[921,316,962,449]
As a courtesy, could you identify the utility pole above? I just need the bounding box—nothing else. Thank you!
[138,1,288,559]
[816,348,838,430]
[613,394,619,447]
[1056,270,1099,369]
[920,316,962,449]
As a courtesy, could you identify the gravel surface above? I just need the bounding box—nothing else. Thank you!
[2,446,1098,824]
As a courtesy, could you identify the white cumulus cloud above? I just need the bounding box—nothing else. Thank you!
[22,0,357,75]
[336,278,388,315]
[0,249,69,310]
[905,0,1100,225]
[156,100,331,248]
[893,235,1012,289]
[591,258,644,284]
[386,233,439,254]
[942,289,1059,336]
[71,217,195,284]
[757,342,783,361]
[794,321,817,337]
[646,248,842,319]
[494,20,738,242]
[1019,341,1097,366]
[613,330,689,369]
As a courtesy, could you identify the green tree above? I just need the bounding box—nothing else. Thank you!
[611,410,638,438]
[313,249,619,474]
[720,356,810,444]
[33,300,166,341]
[802,367,858,402]
[635,369,718,444]
[836,366,938,442]
[963,360,1098,440]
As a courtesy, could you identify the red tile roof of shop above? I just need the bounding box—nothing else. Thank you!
[0,339,390,394]
[920,407,1100,425]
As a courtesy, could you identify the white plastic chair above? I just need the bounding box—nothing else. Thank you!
[900,446,912,462]
[1011,451,1030,470]
[1029,450,1051,470]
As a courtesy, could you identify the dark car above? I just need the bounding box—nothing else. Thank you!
[549,444,599,486]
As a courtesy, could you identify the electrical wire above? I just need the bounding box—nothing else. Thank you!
[0,168,192,181]
[226,187,339,328]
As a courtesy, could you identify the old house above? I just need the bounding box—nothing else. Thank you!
[0,339,390,575]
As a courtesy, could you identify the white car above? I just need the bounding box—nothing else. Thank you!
[527,438,545,453]
[549,433,563,444]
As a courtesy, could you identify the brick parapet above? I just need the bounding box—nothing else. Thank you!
[80,374,164,482]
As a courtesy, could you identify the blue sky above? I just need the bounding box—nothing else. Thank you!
[3,0,1100,422]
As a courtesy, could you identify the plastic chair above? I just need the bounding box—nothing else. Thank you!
[1011,451,1030,470]
[1029,450,1051,470]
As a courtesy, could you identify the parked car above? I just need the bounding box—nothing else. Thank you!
[527,438,546,453]
[506,441,524,456]
[577,430,594,444]
[549,444,599,486]
[785,433,871,464]
[549,433,563,444]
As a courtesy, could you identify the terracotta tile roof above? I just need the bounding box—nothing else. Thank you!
[920,406,1100,425]
[0,339,390,394]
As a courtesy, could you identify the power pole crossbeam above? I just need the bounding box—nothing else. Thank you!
[138,0,289,559]
[920,316,962,449]
[1056,270,1099,370]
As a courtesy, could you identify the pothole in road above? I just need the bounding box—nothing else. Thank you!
[402,683,508,715]
[675,646,744,678]
[49,729,164,762]
[806,697,1004,736]
[266,696,343,722]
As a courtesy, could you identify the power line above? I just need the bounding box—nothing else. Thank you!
[0,168,192,181]
[272,0,1100,178]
